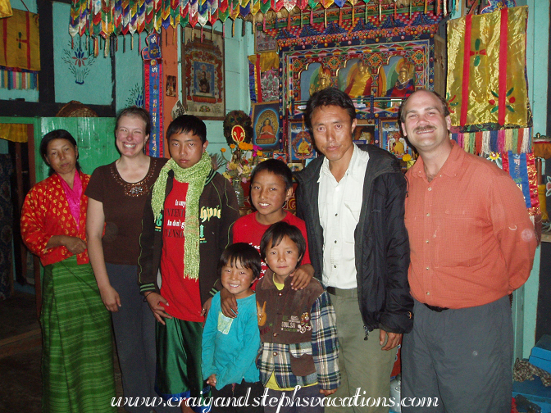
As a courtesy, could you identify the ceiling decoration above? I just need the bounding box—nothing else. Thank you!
[69,0,452,38]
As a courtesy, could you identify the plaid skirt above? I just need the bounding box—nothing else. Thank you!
[40,256,116,413]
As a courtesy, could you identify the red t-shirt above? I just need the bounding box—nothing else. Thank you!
[160,181,203,322]
[232,211,311,281]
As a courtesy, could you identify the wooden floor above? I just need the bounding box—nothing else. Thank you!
[0,291,125,413]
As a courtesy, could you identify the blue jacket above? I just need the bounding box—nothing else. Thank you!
[202,293,260,389]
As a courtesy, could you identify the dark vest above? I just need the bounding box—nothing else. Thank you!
[256,271,324,344]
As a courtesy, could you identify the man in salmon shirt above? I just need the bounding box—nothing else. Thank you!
[400,89,537,413]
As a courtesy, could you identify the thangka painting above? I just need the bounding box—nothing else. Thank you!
[282,38,433,120]
[252,101,281,151]
[380,119,413,160]
[288,122,316,161]
[255,30,277,53]
[182,26,225,120]
[261,69,279,102]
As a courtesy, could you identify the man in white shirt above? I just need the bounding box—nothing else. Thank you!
[296,88,413,413]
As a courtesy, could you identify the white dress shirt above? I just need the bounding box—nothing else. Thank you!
[318,144,369,289]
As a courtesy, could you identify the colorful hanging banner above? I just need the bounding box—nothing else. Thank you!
[502,151,538,211]
[142,32,163,157]
[447,6,529,128]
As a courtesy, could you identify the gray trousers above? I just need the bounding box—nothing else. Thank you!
[108,263,174,413]
[401,296,513,413]
[326,288,397,413]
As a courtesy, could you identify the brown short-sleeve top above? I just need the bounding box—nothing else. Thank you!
[86,157,167,265]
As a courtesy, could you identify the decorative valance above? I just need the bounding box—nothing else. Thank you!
[0,123,29,143]
[69,0,450,37]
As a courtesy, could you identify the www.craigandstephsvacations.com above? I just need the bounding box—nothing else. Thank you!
[111,387,439,411]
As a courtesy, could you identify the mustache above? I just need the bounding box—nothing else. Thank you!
[414,126,436,133]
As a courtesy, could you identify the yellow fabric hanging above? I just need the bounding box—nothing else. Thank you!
[259,51,279,72]
[447,6,528,127]
[0,123,29,143]
[0,0,13,19]
[0,8,40,71]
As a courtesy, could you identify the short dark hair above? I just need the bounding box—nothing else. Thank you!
[250,159,294,190]
[304,87,356,131]
[115,106,151,137]
[166,115,207,143]
[260,222,306,268]
[399,89,450,125]
[40,129,81,175]
[219,243,262,280]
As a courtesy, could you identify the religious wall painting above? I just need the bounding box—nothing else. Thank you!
[288,122,316,161]
[380,118,413,160]
[261,69,280,102]
[62,41,96,85]
[383,56,416,98]
[338,58,374,99]
[353,120,377,146]
[182,27,225,120]
[299,63,336,102]
[252,101,281,151]
[282,38,433,120]
[193,61,215,97]
[255,30,277,53]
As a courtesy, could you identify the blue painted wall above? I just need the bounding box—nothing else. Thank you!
[53,3,113,105]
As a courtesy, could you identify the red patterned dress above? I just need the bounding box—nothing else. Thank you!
[21,172,116,413]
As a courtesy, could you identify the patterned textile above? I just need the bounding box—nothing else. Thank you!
[513,358,551,387]
[450,128,531,155]
[20,172,90,266]
[447,6,529,128]
[41,256,116,412]
[0,155,13,300]
[0,66,38,90]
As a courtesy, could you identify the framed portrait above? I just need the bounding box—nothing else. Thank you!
[182,26,225,120]
[288,121,316,161]
[252,101,281,151]
[255,30,277,53]
[353,120,377,146]
[380,118,413,160]
[166,75,177,97]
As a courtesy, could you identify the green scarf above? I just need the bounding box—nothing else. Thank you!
[151,151,212,280]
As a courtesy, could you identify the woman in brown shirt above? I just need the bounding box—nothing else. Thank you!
[86,107,167,413]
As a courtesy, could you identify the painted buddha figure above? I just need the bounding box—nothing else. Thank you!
[309,67,332,96]
[386,64,415,98]
[257,118,276,145]
[344,60,373,98]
